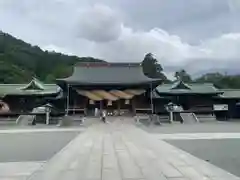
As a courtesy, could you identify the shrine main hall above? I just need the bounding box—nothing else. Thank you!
[56,62,162,116]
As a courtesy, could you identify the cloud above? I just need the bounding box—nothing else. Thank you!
[39,3,240,76]
[93,27,201,65]
[1,1,240,76]
[72,4,240,69]
[77,4,122,42]
[199,33,240,59]
[107,0,239,43]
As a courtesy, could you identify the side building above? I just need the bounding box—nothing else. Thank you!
[153,80,223,112]
[0,78,61,114]
[153,80,240,121]
[56,62,162,116]
[214,89,240,119]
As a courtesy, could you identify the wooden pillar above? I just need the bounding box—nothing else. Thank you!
[132,98,136,115]
[150,83,153,114]
[100,100,103,112]
[66,84,70,115]
[117,100,121,116]
[73,98,76,115]
[84,98,87,116]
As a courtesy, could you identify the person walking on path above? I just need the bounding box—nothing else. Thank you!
[101,110,107,123]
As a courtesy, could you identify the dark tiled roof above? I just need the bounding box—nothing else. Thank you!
[156,81,222,95]
[217,89,240,99]
[151,89,170,99]
[0,78,60,97]
[152,89,161,99]
[57,62,161,85]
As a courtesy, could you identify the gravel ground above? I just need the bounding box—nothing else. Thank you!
[138,120,240,177]
[139,121,240,134]
[0,131,80,162]
[167,139,240,177]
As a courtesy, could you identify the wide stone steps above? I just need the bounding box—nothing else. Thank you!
[180,113,198,123]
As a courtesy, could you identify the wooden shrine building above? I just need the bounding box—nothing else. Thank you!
[153,80,223,113]
[214,89,240,119]
[56,62,162,116]
[152,80,240,121]
[0,78,61,114]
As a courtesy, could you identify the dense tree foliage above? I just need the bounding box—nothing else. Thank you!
[0,32,104,83]
[173,70,240,89]
[174,69,192,82]
[142,53,170,82]
[195,73,240,89]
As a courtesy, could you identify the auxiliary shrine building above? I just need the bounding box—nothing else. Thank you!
[56,62,162,116]
[153,80,240,119]
[0,78,60,114]
[153,80,223,112]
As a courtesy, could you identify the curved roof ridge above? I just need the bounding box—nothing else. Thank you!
[57,62,161,85]
[171,80,191,90]
[189,82,214,85]
[19,78,45,90]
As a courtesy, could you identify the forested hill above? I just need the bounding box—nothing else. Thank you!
[0,31,104,83]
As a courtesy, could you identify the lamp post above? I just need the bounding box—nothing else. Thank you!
[168,102,174,123]
[45,104,51,125]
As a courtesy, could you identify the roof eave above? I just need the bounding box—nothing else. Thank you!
[214,96,240,99]
[56,79,162,86]
[156,91,222,96]
[4,91,59,96]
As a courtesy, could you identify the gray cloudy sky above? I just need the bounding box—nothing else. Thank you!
[1,0,240,77]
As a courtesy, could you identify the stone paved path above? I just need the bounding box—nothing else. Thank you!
[0,128,82,134]
[153,133,240,140]
[0,162,45,180]
[21,119,240,180]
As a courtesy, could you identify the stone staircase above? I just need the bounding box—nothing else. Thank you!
[180,113,199,124]
[16,115,36,125]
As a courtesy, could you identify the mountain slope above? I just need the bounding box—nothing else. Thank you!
[0,31,104,83]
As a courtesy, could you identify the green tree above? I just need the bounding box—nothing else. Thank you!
[174,69,192,82]
[0,60,31,83]
[195,72,223,82]
[45,74,56,83]
[142,53,169,81]
[195,73,240,89]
